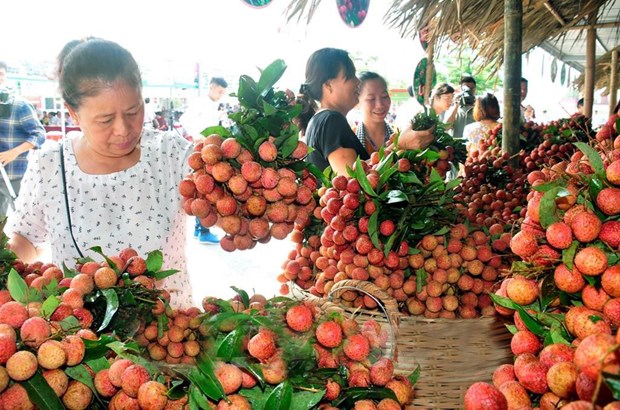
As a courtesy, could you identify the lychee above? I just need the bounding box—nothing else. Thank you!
[546,221,573,249]
[0,301,28,329]
[62,380,92,410]
[258,140,278,162]
[137,380,168,410]
[343,334,370,361]
[570,211,602,242]
[6,350,38,381]
[574,246,608,276]
[285,304,313,332]
[121,364,151,398]
[510,231,538,258]
[19,316,51,348]
[597,187,620,215]
[464,382,508,410]
[315,320,343,348]
[214,363,243,395]
[248,331,276,362]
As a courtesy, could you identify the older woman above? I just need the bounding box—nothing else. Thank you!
[463,93,501,154]
[5,38,193,308]
[298,48,368,175]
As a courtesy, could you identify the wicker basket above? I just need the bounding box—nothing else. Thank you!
[324,280,514,410]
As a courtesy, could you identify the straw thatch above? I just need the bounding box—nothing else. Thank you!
[574,47,620,94]
[285,0,613,74]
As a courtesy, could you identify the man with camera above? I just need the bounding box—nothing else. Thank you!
[452,76,477,140]
[0,61,46,217]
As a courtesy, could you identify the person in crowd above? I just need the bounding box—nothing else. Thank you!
[154,110,168,131]
[520,77,535,122]
[452,75,477,139]
[0,61,47,217]
[576,98,584,115]
[355,71,393,155]
[41,110,50,126]
[297,48,367,175]
[179,76,229,244]
[463,93,501,154]
[143,97,157,129]
[4,38,194,308]
[429,82,458,121]
[49,111,61,125]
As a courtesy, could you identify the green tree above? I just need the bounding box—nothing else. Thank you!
[434,47,503,93]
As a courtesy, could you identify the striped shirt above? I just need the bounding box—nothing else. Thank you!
[0,96,46,179]
[356,121,393,153]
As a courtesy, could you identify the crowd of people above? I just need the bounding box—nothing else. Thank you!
[0,40,616,310]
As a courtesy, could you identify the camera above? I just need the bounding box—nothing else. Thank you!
[460,85,476,106]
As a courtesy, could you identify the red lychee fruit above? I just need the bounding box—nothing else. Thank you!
[554,263,586,293]
[42,368,69,397]
[574,246,608,276]
[285,304,314,332]
[369,357,394,386]
[108,359,134,388]
[62,380,92,410]
[0,334,16,365]
[582,284,611,311]
[220,138,242,159]
[94,369,118,398]
[539,343,574,368]
[574,333,619,381]
[599,220,620,248]
[464,382,508,410]
[137,380,168,410]
[324,378,341,401]
[597,187,620,215]
[517,360,548,394]
[121,364,151,398]
[19,316,51,348]
[248,331,277,362]
[258,140,278,162]
[546,221,573,249]
[547,361,578,399]
[492,364,516,388]
[214,363,243,395]
[343,334,370,362]
[291,141,308,160]
[506,275,539,306]
[497,380,531,410]
[37,339,67,370]
[62,335,86,366]
[510,231,538,259]
[200,144,223,165]
[570,211,602,242]
[511,330,543,356]
[6,350,38,381]
[315,320,343,348]
[385,379,412,406]
[0,301,28,328]
[606,159,620,185]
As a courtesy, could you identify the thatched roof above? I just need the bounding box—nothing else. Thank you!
[285,0,620,91]
[574,48,620,94]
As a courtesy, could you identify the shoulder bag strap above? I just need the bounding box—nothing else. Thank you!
[59,143,84,258]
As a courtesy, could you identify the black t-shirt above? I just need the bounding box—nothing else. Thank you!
[305,110,369,172]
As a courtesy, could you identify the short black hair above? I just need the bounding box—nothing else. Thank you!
[210,77,228,88]
[521,77,528,84]
[577,98,584,108]
[460,76,476,85]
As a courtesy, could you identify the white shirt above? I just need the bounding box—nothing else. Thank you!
[6,130,194,308]
[179,96,221,139]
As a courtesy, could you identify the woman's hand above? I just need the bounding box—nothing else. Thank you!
[397,125,436,150]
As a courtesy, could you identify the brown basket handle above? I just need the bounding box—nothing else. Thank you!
[328,279,400,360]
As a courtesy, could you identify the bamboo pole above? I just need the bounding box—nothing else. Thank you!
[502,0,522,157]
[584,9,598,118]
[610,50,618,116]
[424,38,435,106]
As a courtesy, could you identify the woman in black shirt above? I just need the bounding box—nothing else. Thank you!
[297,48,369,175]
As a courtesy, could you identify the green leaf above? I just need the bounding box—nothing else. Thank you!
[575,142,605,178]
[82,334,118,361]
[332,387,398,408]
[549,323,571,346]
[562,241,579,270]
[216,328,245,361]
[41,295,61,319]
[306,163,329,188]
[189,385,213,410]
[279,133,299,158]
[145,250,163,273]
[231,286,250,308]
[158,313,169,339]
[368,210,380,249]
[58,315,80,332]
[433,226,450,236]
[187,368,226,401]
[264,380,293,410]
[375,152,395,174]
[237,75,259,108]
[378,166,399,188]
[201,125,231,139]
[505,324,518,334]
[489,293,546,337]
[152,269,179,281]
[289,390,325,410]
[65,364,96,392]
[20,371,65,410]
[96,289,120,332]
[399,172,422,185]
[416,269,427,293]
[85,356,111,373]
[532,179,567,193]
[386,190,408,204]
[257,59,286,97]
[62,262,78,278]
[603,372,620,400]
[589,175,604,202]
[408,365,421,386]
[7,268,28,303]
[354,157,377,197]
[539,187,563,229]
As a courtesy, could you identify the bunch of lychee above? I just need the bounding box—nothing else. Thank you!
[464,328,620,409]
[179,133,318,252]
[276,224,322,297]
[201,299,414,409]
[134,304,203,366]
[454,148,527,227]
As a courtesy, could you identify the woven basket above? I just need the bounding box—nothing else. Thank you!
[324,280,514,410]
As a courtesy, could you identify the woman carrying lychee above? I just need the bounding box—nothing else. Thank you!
[4,38,194,308]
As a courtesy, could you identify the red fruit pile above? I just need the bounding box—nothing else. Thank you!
[180,133,318,251]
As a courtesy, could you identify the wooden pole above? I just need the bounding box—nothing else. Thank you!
[584,9,598,118]
[502,0,522,156]
[610,50,618,116]
[424,38,435,106]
